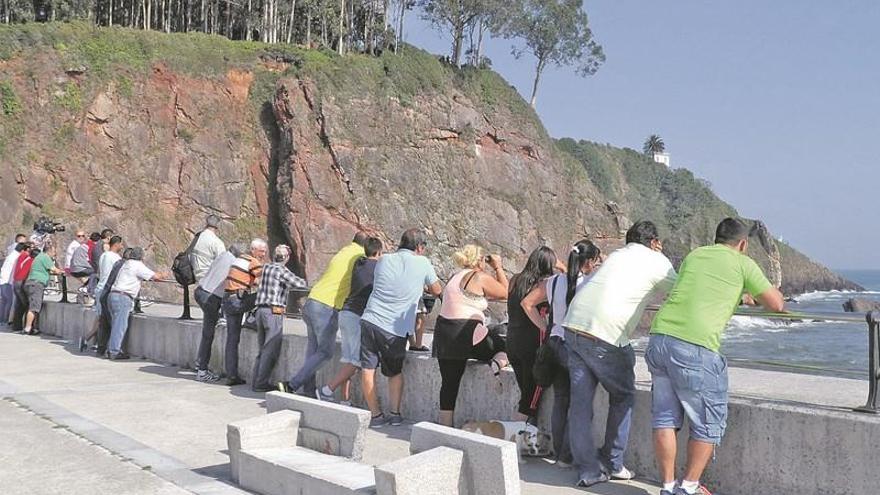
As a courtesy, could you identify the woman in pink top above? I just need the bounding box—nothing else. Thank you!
[432,244,509,426]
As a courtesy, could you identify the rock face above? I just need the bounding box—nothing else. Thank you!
[843,298,880,313]
[0,24,860,296]
[270,77,613,280]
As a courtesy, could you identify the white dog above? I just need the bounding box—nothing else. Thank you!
[461,420,553,462]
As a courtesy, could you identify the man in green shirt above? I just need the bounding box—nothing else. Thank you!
[24,243,63,335]
[646,218,784,495]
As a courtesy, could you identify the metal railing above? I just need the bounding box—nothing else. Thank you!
[53,274,880,413]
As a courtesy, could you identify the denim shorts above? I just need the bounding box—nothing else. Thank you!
[645,334,729,444]
[338,310,362,367]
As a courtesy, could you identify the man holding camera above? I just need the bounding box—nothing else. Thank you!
[23,244,63,336]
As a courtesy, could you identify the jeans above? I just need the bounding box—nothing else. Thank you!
[566,331,636,481]
[252,307,285,390]
[0,283,12,324]
[645,334,729,444]
[551,339,572,464]
[222,293,251,379]
[194,287,223,371]
[11,281,27,331]
[108,293,135,356]
[287,298,338,395]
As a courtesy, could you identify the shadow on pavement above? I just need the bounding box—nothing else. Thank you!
[520,459,652,495]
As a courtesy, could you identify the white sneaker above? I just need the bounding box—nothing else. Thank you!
[610,466,635,480]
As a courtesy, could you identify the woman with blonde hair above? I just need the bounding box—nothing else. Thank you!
[432,244,509,427]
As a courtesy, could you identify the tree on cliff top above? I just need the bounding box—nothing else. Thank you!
[643,134,665,155]
[420,0,497,67]
[501,0,604,108]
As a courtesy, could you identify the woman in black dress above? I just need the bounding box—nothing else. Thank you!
[506,246,559,424]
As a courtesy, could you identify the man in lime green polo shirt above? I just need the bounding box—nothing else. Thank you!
[23,243,63,335]
[285,232,367,397]
[646,218,784,495]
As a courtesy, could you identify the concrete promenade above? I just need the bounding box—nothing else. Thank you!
[5,299,880,494]
[0,324,656,495]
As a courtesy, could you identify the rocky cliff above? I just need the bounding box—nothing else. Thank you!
[0,23,858,295]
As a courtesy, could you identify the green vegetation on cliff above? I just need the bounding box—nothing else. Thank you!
[0,23,857,293]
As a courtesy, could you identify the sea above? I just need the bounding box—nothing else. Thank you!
[695,269,880,379]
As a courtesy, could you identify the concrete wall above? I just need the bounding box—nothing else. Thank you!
[41,302,880,495]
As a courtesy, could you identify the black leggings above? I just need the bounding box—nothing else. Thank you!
[510,351,538,417]
[437,333,505,411]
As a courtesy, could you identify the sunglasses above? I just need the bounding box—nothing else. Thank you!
[76,234,86,238]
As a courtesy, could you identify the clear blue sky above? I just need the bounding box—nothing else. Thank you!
[404,1,879,270]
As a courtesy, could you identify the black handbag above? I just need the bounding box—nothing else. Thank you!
[533,276,563,387]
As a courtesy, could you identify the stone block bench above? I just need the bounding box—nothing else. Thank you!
[229,395,520,495]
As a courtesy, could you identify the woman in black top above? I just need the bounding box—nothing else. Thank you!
[507,246,559,421]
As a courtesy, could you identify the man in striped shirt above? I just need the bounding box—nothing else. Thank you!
[221,239,268,386]
[251,245,307,392]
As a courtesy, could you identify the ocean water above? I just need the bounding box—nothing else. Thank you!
[715,269,880,378]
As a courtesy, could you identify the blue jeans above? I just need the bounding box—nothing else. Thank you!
[551,338,572,464]
[0,283,12,324]
[222,293,250,379]
[566,330,636,482]
[288,298,338,395]
[194,287,223,371]
[645,334,728,444]
[108,293,134,356]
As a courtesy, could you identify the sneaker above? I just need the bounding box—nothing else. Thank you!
[109,352,130,360]
[609,466,635,480]
[576,473,609,488]
[674,486,712,495]
[224,377,245,386]
[277,382,293,394]
[369,414,389,429]
[196,370,220,382]
[315,386,335,402]
[388,412,404,426]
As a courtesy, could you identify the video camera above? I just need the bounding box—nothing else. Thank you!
[33,217,66,235]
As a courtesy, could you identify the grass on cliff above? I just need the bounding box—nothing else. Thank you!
[558,138,737,260]
[0,22,540,128]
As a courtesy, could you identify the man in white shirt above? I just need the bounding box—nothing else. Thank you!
[190,214,226,283]
[106,247,167,360]
[65,231,86,271]
[81,236,123,353]
[194,245,239,382]
[0,241,25,326]
[562,221,677,488]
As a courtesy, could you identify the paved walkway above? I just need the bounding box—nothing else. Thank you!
[0,329,658,495]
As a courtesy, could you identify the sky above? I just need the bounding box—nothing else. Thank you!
[403,1,880,269]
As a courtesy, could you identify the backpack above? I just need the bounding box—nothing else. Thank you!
[171,231,202,286]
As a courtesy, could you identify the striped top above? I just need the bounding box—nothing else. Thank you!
[225,254,263,292]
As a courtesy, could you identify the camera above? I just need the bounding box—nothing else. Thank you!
[33,217,66,235]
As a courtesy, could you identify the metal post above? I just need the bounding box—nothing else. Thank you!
[179,284,193,320]
[854,310,880,414]
[60,274,69,304]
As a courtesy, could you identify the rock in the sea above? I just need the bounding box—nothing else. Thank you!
[843,298,880,313]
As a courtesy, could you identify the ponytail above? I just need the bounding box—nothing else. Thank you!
[565,240,601,305]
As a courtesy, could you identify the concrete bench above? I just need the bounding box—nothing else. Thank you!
[238,446,376,495]
[375,446,464,495]
[227,410,301,482]
[266,391,370,460]
[409,422,520,495]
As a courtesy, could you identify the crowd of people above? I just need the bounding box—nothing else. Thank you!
[272,217,782,495]
[0,214,783,495]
